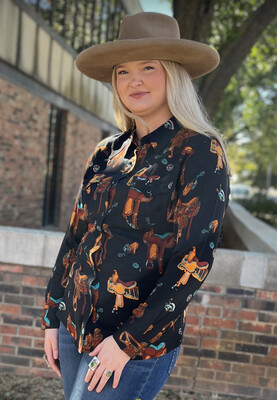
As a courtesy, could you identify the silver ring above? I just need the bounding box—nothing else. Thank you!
[88,356,100,371]
[104,370,113,379]
[43,353,50,368]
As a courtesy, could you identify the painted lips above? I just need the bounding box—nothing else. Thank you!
[129,92,149,98]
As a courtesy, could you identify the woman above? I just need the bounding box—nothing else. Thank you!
[42,12,230,400]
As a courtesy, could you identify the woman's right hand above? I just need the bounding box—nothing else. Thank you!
[44,328,62,378]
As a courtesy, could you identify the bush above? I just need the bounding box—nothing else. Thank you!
[238,194,277,228]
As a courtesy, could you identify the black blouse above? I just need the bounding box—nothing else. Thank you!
[42,117,229,360]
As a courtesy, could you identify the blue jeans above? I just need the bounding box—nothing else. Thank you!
[59,323,181,400]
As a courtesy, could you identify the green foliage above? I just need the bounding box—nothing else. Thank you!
[213,13,277,189]
[210,0,265,49]
[238,194,277,227]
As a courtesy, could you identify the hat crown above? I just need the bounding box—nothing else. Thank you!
[118,12,181,41]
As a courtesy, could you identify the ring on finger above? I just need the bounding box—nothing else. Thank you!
[104,370,113,379]
[43,353,50,368]
[89,356,100,371]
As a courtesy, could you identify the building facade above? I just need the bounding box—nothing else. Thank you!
[0,0,142,230]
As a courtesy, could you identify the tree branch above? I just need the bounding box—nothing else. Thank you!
[173,0,216,42]
[199,0,277,117]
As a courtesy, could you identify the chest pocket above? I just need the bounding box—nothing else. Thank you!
[126,165,175,197]
[122,166,177,231]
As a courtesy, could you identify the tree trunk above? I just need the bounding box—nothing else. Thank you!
[173,0,277,118]
[173,0,216,42]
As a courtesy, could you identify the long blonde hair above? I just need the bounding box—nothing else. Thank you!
[111,60,230,175]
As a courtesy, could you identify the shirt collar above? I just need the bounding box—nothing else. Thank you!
[133,116,182,151]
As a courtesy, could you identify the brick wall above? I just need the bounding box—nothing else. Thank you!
[0,263,276,398]
[0,77,49,229]
[58,113,102,230]
[0,77,103,230]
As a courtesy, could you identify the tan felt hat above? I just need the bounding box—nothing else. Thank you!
[76,12,220,83]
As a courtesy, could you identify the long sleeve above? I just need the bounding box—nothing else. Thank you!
[41,138,109,329]
[113,136,229,355]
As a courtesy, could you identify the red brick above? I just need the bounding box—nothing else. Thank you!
[19,327,44,338]
[257,290,277,301]
[33,339,45,349]
[268,346,277,357]
[182,336,199,347]
[253,355,277,367]
[233,364,265,377]
[0,325,17,334]
[0,304,20,314]
[258,312,277,323]
[176,355,198,368]
[220,330,254,343]
[36,297,45,307]
[225,297,242,308]
[22,276,37,286]
[2,335,32,347]
[37,277,49,287]
[2,315,33,326]
[196,368,214,380]
[4,294,35,306]
[187,304,206,316]
[3,273,23,285]
[239,321,272,334]
[0,77,102,230]
[186,315,200,325]
[179,366,195,378]
[195,379,227,392]
[0,264,24,273]
[216,371,247,385]
[207,306,222,317]
[239,310,257,321]
[203,317,237,330]
[185,325,201,336]
[201,284,223,293]
[165,376,193,390]
[0,345,15,354]
[227,384,261,397]
[185,325,219,338]
[267,367,277,378]
[202,338,220,349]
[199,359,230,371]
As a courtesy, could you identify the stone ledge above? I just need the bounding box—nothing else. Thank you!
[227,201,277,254]
[0,225,276,290]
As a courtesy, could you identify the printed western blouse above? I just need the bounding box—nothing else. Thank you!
[42,116,230,360]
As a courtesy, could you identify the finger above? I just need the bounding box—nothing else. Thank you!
[51,338,59,360]
[44,342,61,377]
[96,371,112,393]
[88,367,105,391]
[85,367,94,383]
[113,369,121,389]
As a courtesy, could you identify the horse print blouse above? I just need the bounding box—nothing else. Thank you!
[42,116,230,360]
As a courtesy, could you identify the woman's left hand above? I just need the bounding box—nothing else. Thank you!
[85,335,130,393]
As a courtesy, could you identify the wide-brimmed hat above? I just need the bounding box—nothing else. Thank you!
[76,12,219,83]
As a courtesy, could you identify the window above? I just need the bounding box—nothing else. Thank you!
[43,105,66,227]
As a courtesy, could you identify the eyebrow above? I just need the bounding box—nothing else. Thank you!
[115,60,158,69]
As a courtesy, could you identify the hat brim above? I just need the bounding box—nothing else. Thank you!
[76,38,219,83]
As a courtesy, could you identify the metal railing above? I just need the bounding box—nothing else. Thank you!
[23,0,127,52]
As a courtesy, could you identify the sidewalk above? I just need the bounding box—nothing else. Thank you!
[0,373,255,400]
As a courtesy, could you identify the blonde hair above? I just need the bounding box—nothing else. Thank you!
[111,60,230,175]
